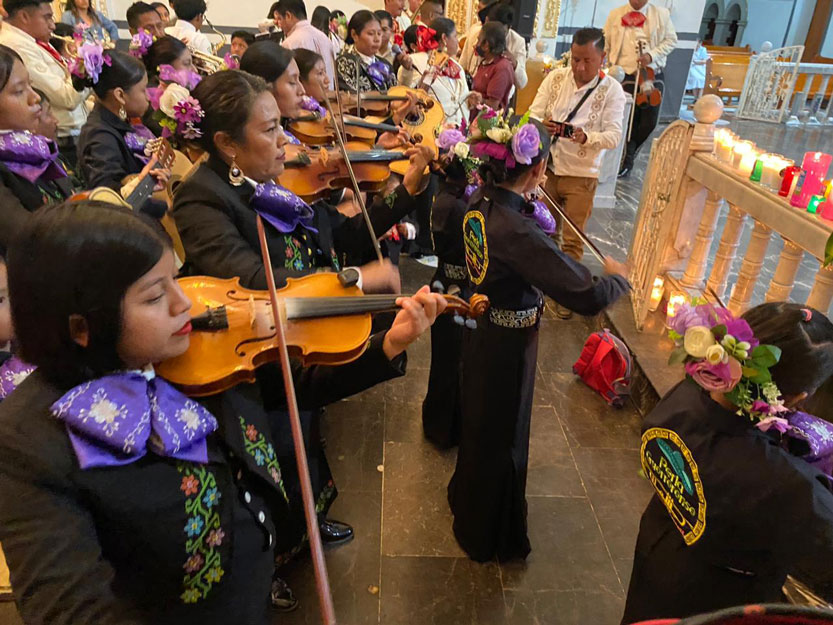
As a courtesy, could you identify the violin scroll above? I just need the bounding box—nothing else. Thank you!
[445,293,490,328]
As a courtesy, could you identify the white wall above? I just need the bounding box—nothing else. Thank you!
[740,0,813,51]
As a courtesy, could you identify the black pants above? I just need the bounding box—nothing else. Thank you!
[622,72,664,166]
[57,135,78,171]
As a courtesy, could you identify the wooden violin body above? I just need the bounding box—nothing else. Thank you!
[156,273,490,397]
[279,141,408,202]
[386,85,443,176]
[331,90,409,116]
[635,41,663,108]
[289,112,377,146]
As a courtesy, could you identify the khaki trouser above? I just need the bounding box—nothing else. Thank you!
[543,172,598,262]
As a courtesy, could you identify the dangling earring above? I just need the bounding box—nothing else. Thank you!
[228,156,245,186]
[118,106,127,121]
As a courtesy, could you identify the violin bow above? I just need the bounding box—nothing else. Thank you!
[318,76,385,262]
[255,215,337,625]
[535,185,606,264]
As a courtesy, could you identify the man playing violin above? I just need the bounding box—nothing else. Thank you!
[604,0,676,178]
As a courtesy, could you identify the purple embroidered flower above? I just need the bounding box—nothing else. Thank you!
[223,53,240,70]
[756,416,790,433]
[129,29,154,58]
[206,528,225,547]
[511,123,541,165]
[437,128,466,151]
[366,60,391,88]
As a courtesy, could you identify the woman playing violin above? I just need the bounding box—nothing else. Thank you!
[336,10,398,93]
[0,45,79,253]
[0,200,446,625]
[76,49,171,207]
[294,48,329,106]
[397,19,468,127]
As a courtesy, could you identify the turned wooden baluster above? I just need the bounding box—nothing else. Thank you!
[807,264,833,313]
[706,204,745,299]
[765,239,803,302]
[728,219,772,316]
[682,191,724,289]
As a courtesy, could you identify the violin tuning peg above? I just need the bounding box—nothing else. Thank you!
[465,318,478,330]
[447,284,461,297]
[431,280,445,294]
[453,314,465,326]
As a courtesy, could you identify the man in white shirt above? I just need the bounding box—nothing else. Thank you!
[0,0,87,164]
[165,0,212,55]
[604,0,676,177]
[460,2,527,90]
[275,0,335,88]
[385,0,410,37]
[530,27,625,316]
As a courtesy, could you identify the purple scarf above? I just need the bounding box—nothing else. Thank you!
[51,370,218,470]
[785,411,833,477]
[124,123,157,165]
[526,199,557,236]
[250,181,317,234]
[0,131,67,184]
[283,129,302,146]
[0,356,36,400]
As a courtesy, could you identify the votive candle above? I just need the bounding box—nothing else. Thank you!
[666,291,687,323]
[749,156,765,183]
[738,147,761,177]
[732,141,754,169]
[792,151,833,209]
[648,276,665,313]
[780,166,803,198]
[808,195,825,214]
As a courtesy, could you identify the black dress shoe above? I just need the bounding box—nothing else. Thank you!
[618,163,633,178]
[320,519,354,545]
[270,576,299,612]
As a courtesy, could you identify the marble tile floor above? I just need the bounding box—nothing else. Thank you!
[0,258,654,625]
[590,118,833,315]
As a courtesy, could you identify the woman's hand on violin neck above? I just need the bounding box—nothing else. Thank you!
[359,259,401,294]
[391,92,419,125]
[383,285,448,359]
[376,128,411,149]
[402,144,433,196]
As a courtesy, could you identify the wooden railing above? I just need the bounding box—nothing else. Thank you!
[628,95,833,329]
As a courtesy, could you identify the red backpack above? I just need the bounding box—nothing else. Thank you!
[572,329,632,408]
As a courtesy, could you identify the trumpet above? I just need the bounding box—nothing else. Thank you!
[190,48,229,75]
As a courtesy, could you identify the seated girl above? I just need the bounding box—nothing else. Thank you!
[0,200,445,624]
[0,45,79,253]
[76,49,171,205]
[336,10,397,93]
[623,302,833,622]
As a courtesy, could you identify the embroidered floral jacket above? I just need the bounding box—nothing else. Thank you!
[335,47,396,93]
[173,155,419,288]
[0,336,406,625]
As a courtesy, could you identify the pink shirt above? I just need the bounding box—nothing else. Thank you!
[281,20,336,89]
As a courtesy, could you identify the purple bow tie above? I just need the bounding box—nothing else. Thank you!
[124,124,157,165]
[0,131,67,183]
[51,371,218,470]
[250,181,317,234]
[0,356,36,400]
[786,411,833,477]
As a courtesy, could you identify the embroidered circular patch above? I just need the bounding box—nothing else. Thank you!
[463,210,488,285]
[641,427,706,546]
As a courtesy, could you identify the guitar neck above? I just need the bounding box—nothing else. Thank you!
[342,115,398,133]
[124,173,156,210]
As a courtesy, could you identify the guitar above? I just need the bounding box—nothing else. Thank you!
[71,137,187,265]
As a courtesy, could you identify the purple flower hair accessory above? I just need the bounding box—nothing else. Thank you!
[158,64,202,90]
[129,29,154,58]
[69,42,112,84]
[437,128,466,150]
[512,123,541,165]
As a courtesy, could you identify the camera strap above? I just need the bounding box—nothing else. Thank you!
[564,74,602,125]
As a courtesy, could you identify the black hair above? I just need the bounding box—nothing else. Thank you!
[330,9,345,20]
[373,9,392,27]
[32,87,49,106]
[65,0,102,23]
[293,48,324,81]
[742,303,833,397]
[240,40,294,83]
[4,0,48,18]
[267,1,280,18]
[191,69,271,155]
[231,30,255,45]
[0,45,23,93]
[403,24,419,53]
[478,20,507,56]
[573,26,605,52]
[276,0,306,20]
[150,1,168,12]
[73,50,146,98]
[478,117,551,186]
[346,10,379,45]
[429,17,456,41]
[311,5,330,35]
[126,1,158,30]
[50,22,74,55]
[487,3,513,26]
[145,35,187,77]
[8,201,170,387]
[170,0,206,21]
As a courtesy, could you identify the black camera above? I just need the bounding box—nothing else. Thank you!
[550,121,575,139]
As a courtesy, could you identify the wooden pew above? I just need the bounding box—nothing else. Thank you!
[706,44,751,54]
[515,58,548,116]
[704,54,752,104]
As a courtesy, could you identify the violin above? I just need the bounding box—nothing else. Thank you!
[288,111,400,146]
[329,90,410,116]
[156,272,490,397]
[279,141,409,202]
[635,40,663,108]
